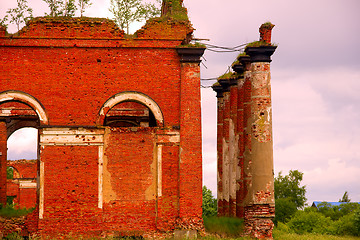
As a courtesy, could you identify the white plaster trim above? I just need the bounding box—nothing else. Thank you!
[19,181,36,189]
[40,128,104,146]
[157,145,162,197]
[39,160,44,219]
[0,91,48,124]
[99,92,164,126]
[98,145,103,209]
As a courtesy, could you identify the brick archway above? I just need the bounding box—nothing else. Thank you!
[98,91,164,127]
[0,90,49,125]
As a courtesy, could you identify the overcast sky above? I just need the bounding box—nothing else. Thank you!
[1,0,360,205]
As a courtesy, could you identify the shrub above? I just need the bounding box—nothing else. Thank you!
[274,198,298,225]
[330,213,358,236]
[287,210,332,234]
[0,204,35,218]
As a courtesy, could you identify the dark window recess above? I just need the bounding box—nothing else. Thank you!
[104,101,157,127]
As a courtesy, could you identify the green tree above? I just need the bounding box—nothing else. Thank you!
[202,186,217,217]
[109,0,160,34]
[274,170,307,209]
[340,191,351,202]
[274,198,297,225]
[43,0,78,17]
[63,0,77,17]
[78,0,92,17]
[6,0,33,32]
[43,0,65,17]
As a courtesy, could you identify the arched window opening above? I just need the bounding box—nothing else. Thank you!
[104,101,157,127]
[0,99,39,209]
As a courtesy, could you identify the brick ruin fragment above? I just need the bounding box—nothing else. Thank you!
[212,23,277,239]
[0,1,205,238]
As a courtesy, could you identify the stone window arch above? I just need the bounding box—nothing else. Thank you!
[0,90,49,127]
[98,91,164,127]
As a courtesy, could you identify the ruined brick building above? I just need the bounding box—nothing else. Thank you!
[212,23,277,239]
[0,0,277,237]
[0,0,205,237]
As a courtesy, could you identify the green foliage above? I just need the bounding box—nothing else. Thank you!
[317,202,360,221]
[63,0,77,17]
[354,208,360,236]
[7,166,14,179]
[274,198,298,225]
[2,232,24,240]
[0,204,35,218]
[202,186,217,217]
[43,0,64,17]
[274,170,307,209]
[287,210,333,234]
[78,0,92,17]
[0,15,9,28]
[329,213,359,236]
[109,0,160,34]
[203,216,244,238]
[6,0,33,31]
[340,191,351,202]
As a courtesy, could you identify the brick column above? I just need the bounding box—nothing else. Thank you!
[228,76,238,217]
[0,121,7,205]
[212,84,224,216]
[176,47,205,230]
[243,32,276,238]
[232,60,246,218]
[218,78,230,217]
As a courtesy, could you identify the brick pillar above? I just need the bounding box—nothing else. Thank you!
[243,36,276,238]
[228,77,238,217]
[0,121,7,205]
[232,60,246,218]
[176,47,205,230]
[212,84,224,216]
[218,78,230,217]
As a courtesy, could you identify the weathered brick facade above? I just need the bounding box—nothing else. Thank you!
[213,23,276,239]
[0,1,204,237]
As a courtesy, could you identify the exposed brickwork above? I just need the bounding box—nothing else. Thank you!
[213,24,276,239]
[0,122,6,205]
[0,3,204,237]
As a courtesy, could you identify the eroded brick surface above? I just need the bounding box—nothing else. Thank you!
[0,10,204,238]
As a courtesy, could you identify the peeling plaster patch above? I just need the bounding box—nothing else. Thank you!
[222,137,230,202]
[252,73,269,89]
[253,182,273,204]
[102,129,117,202]
[252,107,271,143]
[40,128,104,146]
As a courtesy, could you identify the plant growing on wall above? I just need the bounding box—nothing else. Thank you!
[78,0,92,17]
[6,0,33,32]
[109,0,160,34]
[43,0,64,17]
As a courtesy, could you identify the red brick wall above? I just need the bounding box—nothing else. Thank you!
[39,145,101,236]
[8,160,37,179]
[0,16,203,237]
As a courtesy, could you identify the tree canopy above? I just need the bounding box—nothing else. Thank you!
[202,186,217,217]
[274,170,307,209]
[109,0,160,34]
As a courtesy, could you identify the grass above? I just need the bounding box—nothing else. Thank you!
[0,204,35,218]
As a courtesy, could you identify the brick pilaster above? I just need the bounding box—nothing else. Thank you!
[0,121,7,205]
